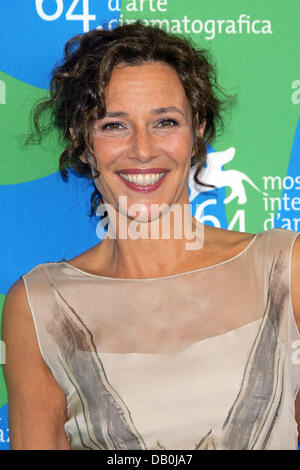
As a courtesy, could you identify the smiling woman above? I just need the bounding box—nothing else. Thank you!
[88,61,199,224]
[30,22,225,216]
[2,23,300,451]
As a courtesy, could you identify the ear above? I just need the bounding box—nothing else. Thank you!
[69,127,76,141]
[69,127,87,164]
[199,120,206,138]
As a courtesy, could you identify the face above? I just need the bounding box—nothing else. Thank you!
[89,62,202,223]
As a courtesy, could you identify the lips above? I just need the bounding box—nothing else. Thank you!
[116,168,169,192]
[117,168,169,175]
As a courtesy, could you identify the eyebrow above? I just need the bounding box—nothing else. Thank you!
[104,107,185,118]
[151,107,185,116]
[105,111,128,117]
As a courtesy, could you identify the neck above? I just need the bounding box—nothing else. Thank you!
[98,201,205,279]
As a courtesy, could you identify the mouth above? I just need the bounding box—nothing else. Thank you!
[116,168,169,192]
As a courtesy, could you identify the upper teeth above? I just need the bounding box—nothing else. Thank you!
[119,172,166,185]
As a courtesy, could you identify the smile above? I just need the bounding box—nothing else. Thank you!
[119,172,166,185]
[117,170,169,192]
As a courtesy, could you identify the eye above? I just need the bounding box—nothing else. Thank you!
[156,119,178,128]
[101,122,124,130]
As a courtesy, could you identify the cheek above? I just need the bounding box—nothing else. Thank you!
[162,132,193,163]
[92,139,122,169]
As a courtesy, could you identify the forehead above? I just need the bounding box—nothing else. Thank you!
[104,62,190,112]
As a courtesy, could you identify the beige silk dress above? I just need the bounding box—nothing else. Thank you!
[21,227,300,450]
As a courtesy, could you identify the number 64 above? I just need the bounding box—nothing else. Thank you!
[35,0,96,32]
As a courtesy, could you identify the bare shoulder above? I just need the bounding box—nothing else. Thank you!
[65,239,112,275]
[2,277,44,347]
[291,233,300,332]
[2,276,62,385]
[2,278,32,343]
[203,225,256,253]
[1,278,42,391]
[2,278,70,449]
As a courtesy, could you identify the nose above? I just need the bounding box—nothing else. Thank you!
[127,127,156,162]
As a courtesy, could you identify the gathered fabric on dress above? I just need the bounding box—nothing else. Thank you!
[21,227,300,450]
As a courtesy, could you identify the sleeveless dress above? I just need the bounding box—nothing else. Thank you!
[21,227,300,450]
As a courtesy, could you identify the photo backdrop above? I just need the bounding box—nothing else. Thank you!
[0,0,299,449]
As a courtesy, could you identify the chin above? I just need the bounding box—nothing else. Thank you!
[128,202,173,223]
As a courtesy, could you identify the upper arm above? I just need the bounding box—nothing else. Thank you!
[1,278,71,450]
[291,234,300,333]
[291,234,300,440]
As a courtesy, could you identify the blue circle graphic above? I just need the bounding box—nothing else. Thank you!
[0,0,120,89]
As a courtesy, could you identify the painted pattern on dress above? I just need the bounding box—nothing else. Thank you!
[45,250,289,450]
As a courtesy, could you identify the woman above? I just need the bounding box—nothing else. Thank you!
[2,23,300,450]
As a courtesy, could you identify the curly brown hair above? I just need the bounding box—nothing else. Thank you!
[31,22,232,216]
